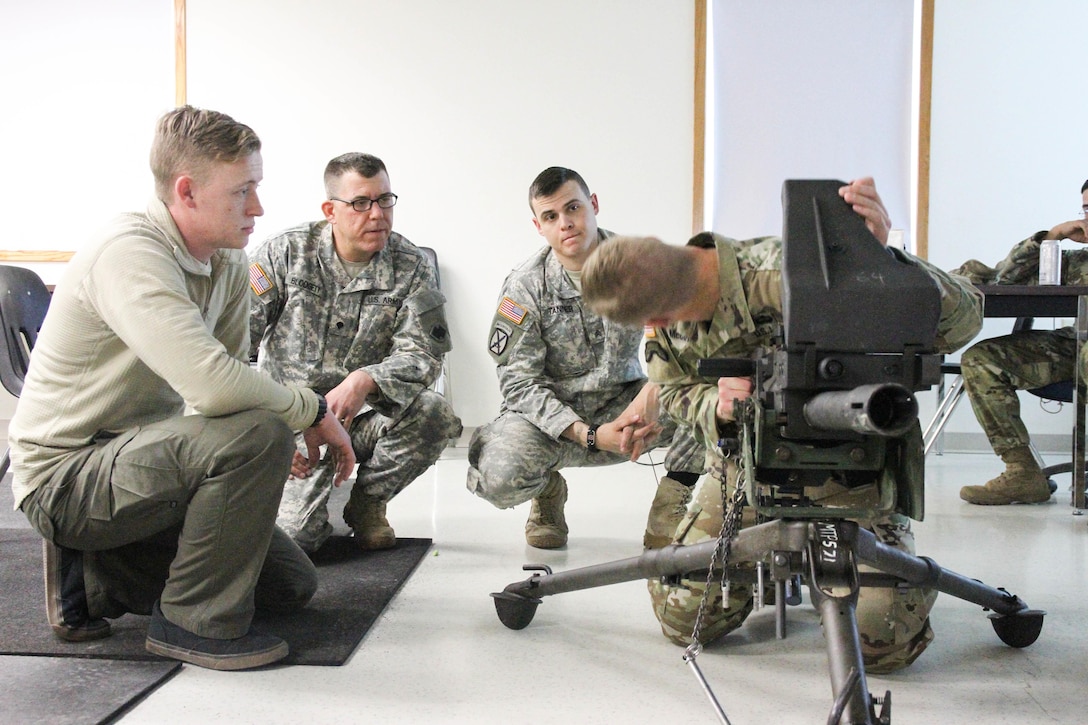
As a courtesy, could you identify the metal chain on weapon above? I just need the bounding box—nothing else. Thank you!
[683,401,753,725]
[689,399,751,648]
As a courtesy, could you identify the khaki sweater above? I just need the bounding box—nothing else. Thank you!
[9,199,318,508]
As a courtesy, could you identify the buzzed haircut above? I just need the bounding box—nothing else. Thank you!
[150,106,261,202]
[528,167,591,211]
[582,236,698,326]
[324,153,388,196]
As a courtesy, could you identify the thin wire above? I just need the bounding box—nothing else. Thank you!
[632,449,661,470]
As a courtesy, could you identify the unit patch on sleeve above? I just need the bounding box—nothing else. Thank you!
[497,296,528,325]
[249,263,273,296]
[645,340,669,363]
[489,321,513,357]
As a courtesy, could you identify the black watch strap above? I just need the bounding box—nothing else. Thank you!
[310,394,328,428]
[586,423,601,452]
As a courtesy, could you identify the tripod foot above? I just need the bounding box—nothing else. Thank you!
[988,609,1045,648]
[491,591,542,630]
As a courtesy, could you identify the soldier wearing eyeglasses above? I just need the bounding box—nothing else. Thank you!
[248,152,462,553]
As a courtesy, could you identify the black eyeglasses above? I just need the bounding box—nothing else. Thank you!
[329,193,398,212]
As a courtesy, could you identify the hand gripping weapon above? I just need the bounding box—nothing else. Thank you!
[490,180,1044,725]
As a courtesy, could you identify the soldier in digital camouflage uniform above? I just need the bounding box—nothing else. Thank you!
[582,178,984,673]
[953,179,1088,505]
[466,166,706,550]
[249,152,462,553]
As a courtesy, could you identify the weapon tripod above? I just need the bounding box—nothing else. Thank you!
[490,516,1044,724]
[488,179,1046,723]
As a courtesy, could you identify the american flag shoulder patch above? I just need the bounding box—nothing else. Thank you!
[497,296,527,325]
[249,263,273,296]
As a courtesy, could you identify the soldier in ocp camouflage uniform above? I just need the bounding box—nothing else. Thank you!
[954,179,1088,505]
[582,178,984,673]
[650,458,938,670]
[467,167,706,550]
[249,153,462,553]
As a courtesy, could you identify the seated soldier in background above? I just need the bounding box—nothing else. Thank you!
[581,178,984,673]
[953,179,1088,505]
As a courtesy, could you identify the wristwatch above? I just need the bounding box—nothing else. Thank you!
[310,394,328,427]
[586,423,600,452]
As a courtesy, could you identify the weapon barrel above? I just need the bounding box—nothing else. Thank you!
[802,383,917,437]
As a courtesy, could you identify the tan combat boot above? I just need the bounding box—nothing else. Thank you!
[643,476,694,549]
[525,472,568,549]
[346,493,397,550]
[959,447,1052,505]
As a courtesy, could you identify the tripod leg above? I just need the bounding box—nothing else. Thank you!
[812,593,873,724]
[807,521,884,725]
[852,527,1045,648]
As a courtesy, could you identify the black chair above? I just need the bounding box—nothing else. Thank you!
[1008,317,1079,479]
[0,265,51,479]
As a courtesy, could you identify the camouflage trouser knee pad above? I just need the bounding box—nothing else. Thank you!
[858,579,937,673]
[648,566,937,670]
[646,463,937,669]
[646,474,755,646]
[647,577,753,647]
[856,513,938,673]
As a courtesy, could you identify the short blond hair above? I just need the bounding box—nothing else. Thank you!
[582,236,698,326]
[150,106,261,202]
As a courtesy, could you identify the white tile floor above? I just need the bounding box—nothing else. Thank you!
[117,449,1087,725]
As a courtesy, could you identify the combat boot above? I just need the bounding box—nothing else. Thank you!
[525,473,568,549]
[345,493,397,550]
[959,446,1052,505]
[643,476,693,549]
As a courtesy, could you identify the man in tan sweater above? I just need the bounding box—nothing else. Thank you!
[8,106,354,671]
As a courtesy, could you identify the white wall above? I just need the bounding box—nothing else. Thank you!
[0,0,175,431]
[184,0,695,427]
[0,0,695,431]
[709,0,915,246]
[0,0,174,283]
[3,1,1086,450]
[928,0,1088,450]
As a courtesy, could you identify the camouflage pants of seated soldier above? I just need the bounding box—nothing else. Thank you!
[960,328,1079,455]
[647,452,936,674]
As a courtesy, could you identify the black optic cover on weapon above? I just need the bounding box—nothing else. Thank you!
[781,180,940,353]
